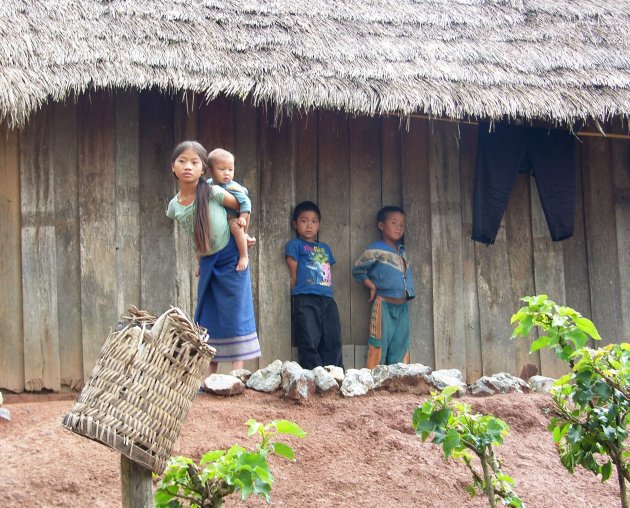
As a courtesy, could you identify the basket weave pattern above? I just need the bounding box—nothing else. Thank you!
[62,306,215,473]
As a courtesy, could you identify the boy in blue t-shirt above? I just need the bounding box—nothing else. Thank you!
[285,201,343,369]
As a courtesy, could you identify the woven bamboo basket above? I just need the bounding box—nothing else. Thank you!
[62,306,215,474]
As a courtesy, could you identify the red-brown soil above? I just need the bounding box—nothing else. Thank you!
[1,390,621,507]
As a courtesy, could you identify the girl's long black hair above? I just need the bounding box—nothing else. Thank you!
[171,141,211,253]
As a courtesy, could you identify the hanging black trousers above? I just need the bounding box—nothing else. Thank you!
[472,122,576,244]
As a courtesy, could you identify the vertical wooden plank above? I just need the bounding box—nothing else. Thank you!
[79,92,117,379]
[531,185,568,377]
[612,139,630,342]
[295,112,318,204]
[562,145,592,328]
[234,99,261,372]
[198,95,234,151]
[401,118,434,368]
[21,107,61,391]
[318,111,351,362]
[475,232,515,376]
[473,131,516,377]
[381,116,402,206]
[139,90,176,314]
[429,122,466,375]
[115,91,141,319]
[459,124,483,382]
[349,116,382,369]
[504,174,539,378]
[258,112,294,365]
[582,137,623,345]
[52,101,83,390]
[0,123,24,392]
[173,92,199,319]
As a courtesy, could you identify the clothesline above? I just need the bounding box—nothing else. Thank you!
[386,113,630,141]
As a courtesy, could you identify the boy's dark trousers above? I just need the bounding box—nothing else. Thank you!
[292,294,343,370]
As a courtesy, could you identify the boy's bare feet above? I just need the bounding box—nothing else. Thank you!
[236,256,249,271]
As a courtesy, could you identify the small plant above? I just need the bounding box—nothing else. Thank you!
[512,295,630,508]
[412,386,524,508]
[154,419,306,508]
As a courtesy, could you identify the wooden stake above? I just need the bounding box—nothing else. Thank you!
[121,455,154,508]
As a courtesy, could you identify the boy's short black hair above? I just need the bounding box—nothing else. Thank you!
[376,205,405,223]
[292,201,321,222]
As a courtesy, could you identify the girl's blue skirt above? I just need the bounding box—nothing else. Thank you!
[195,236,261,362]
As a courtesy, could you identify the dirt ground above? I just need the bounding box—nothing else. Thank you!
[0,389,621,507]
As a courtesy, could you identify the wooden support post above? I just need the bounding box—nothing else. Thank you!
[121,455,154,508]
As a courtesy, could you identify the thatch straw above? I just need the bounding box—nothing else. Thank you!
[1,0,629,127]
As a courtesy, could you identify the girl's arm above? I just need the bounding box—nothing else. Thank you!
[286,256,298,288]
[221,191,239,211]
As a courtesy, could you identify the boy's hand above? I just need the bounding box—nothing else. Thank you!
[236,216,247,228]
[362,279,377,303]
[246,235,256,247]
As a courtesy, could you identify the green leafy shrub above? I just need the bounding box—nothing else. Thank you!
[412,386,524,508]
[512,295,630,508]
[154,419,306,508]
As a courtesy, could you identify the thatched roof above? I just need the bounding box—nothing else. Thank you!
[1,0,630,127]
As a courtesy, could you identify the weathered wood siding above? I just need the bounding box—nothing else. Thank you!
[1,92,629,391]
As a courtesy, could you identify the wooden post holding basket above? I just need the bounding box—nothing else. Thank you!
[62,306,215,479]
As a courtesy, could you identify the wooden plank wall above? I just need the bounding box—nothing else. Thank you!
[0,122,23,392]
[1,93,629,392]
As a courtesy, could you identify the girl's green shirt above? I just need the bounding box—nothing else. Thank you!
[166,185,230,255]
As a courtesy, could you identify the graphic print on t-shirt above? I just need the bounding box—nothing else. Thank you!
[303,244,332,287]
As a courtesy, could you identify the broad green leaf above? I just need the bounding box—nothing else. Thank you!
[567,425,582,444]
[431,407,452,428]
[530,336,550,352]
[574,317,601,341]
[601,461,613,481]
[272,442,295,460]
[555,373,573,386]
[552,423,569,443]
[200,450,226,465]
[414,418,436,434]
[441,385,461,399]
[443,428,461,457]
[273,419,306,438]
[246,419,263,436]
[592,380,612,400]
[496,473,514,485]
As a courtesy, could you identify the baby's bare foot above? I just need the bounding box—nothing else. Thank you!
[236,256,249,271]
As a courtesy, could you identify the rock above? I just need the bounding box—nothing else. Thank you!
[229,369,252,383]
[324,365,345,385]
[281,361,304,392]
[431,369,467,395]
[528,375,556,393]
[313,366,339,393]
[246,359,283,392]
[286,371,316,403]
[203,374,245,396]
[340,369,374,397]
[372,363,433,394]
[470,372,530,396]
